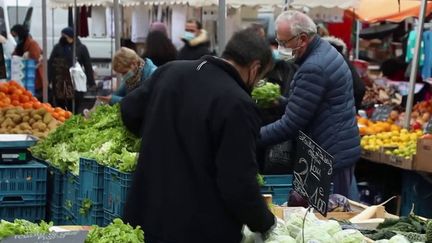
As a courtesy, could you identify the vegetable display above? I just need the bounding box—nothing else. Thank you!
[85,218,144,243]
[0,219,52,240]
[243,210,366,243]
[30,104,140,174]
[362,212,430,242]
[0,107,63,138]
[0,81,71,122]
[252,82,281,108]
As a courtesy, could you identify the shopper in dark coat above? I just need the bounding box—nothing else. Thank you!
[177,19,211,60]
[121,29,276,243]
[48,27,95,113]
[259,11,361,197]
[323,36,366,112]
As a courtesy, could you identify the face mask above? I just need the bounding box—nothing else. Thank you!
[183,31,195,41]
[14,36,19,44]
[122,70,135,82]
[60,36,68,45]
[272,49,280,60]
[278,45,295,61]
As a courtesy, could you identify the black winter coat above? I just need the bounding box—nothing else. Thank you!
[121,56,275,243]
[48,39,95,90]
[177,41,211,60]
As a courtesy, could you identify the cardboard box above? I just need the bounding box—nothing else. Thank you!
[361,149,382,163]
[381,154,414,170]
[379,146,414,170]
[414,139,432,173]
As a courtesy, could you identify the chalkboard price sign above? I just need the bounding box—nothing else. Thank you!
[2,231,88,243]
[293,131,334,216]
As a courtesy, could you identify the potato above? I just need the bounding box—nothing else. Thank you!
[33,114,42,121]
[22,115,30,122]
[20,122,31,130]
[36,108,47,116]
[11,115,22,124]
[5,109,17,115]
[43,113,53,124]
[37,123,47,132]
[1,118,13,128]
[0,128,7,133]
[0,116,5,124]
[29,118,35,125]
[10,128,20,134]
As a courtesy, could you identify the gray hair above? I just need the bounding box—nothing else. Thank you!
[276,10,317,36]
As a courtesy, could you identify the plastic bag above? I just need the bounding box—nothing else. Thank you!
[69,62,87,92]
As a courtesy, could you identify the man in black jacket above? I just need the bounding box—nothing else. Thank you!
[121,29,275,243]
[177,19,212,60]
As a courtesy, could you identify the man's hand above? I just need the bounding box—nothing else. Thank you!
[96,95,112,104]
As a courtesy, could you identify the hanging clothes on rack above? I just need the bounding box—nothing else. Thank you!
[91,6,107,38]
[405,30,425,66]
[131,5,150,43]
[422,30,432,78]
[79,6,89,37]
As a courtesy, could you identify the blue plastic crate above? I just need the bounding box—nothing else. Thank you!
[77,201,104,226]
[79,158,104,206]
[0,204,45,222]
[62,206,77,225]
[260,175,293,206]
[401,171,432,218]
[0,160,47,200]
[47,203,63,225]
[103,210,117,226]
[62,172,79,218]
[103,167,132,217]
[262,174,293,186]
[260,185,292,205]
[46,166,64,209]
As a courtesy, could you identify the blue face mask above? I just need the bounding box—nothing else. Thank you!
[182,31,195,41]
[272,49,280,60]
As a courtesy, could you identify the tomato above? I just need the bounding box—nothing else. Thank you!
[20,95,30,103]
[57,116,66,122]
[13,89,23,96]
[65,111,72,119]
[3,97,11,104]
[11,100,20,106]
[0,85,9,94]
[23,90,33,97]
[31,97,38,102]
[23,103,33,109]
[10,94,20,101]
[32,101,42,109]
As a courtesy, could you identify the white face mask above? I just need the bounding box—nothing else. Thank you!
[277,45,295,61]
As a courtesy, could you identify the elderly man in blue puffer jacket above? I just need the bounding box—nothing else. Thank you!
[259,10,361,197]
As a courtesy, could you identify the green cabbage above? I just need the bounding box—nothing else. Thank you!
[333,229,365,243]
[295,227,334,243]
[389,235,410,243]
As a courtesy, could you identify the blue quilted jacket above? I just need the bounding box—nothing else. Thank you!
[259,36,361,169]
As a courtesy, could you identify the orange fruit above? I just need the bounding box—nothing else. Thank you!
[23,90,32,97]
[358,117,369,126]
[11,100,20,106]
[57,116,66,122]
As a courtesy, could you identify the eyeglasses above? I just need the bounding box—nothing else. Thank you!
[275,34,299,48]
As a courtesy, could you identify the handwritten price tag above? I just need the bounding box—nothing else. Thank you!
[293,131,334,216]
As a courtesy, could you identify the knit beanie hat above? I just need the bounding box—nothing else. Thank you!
[61,27,74,38]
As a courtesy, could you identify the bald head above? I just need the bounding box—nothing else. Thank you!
[275,10,317,36]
